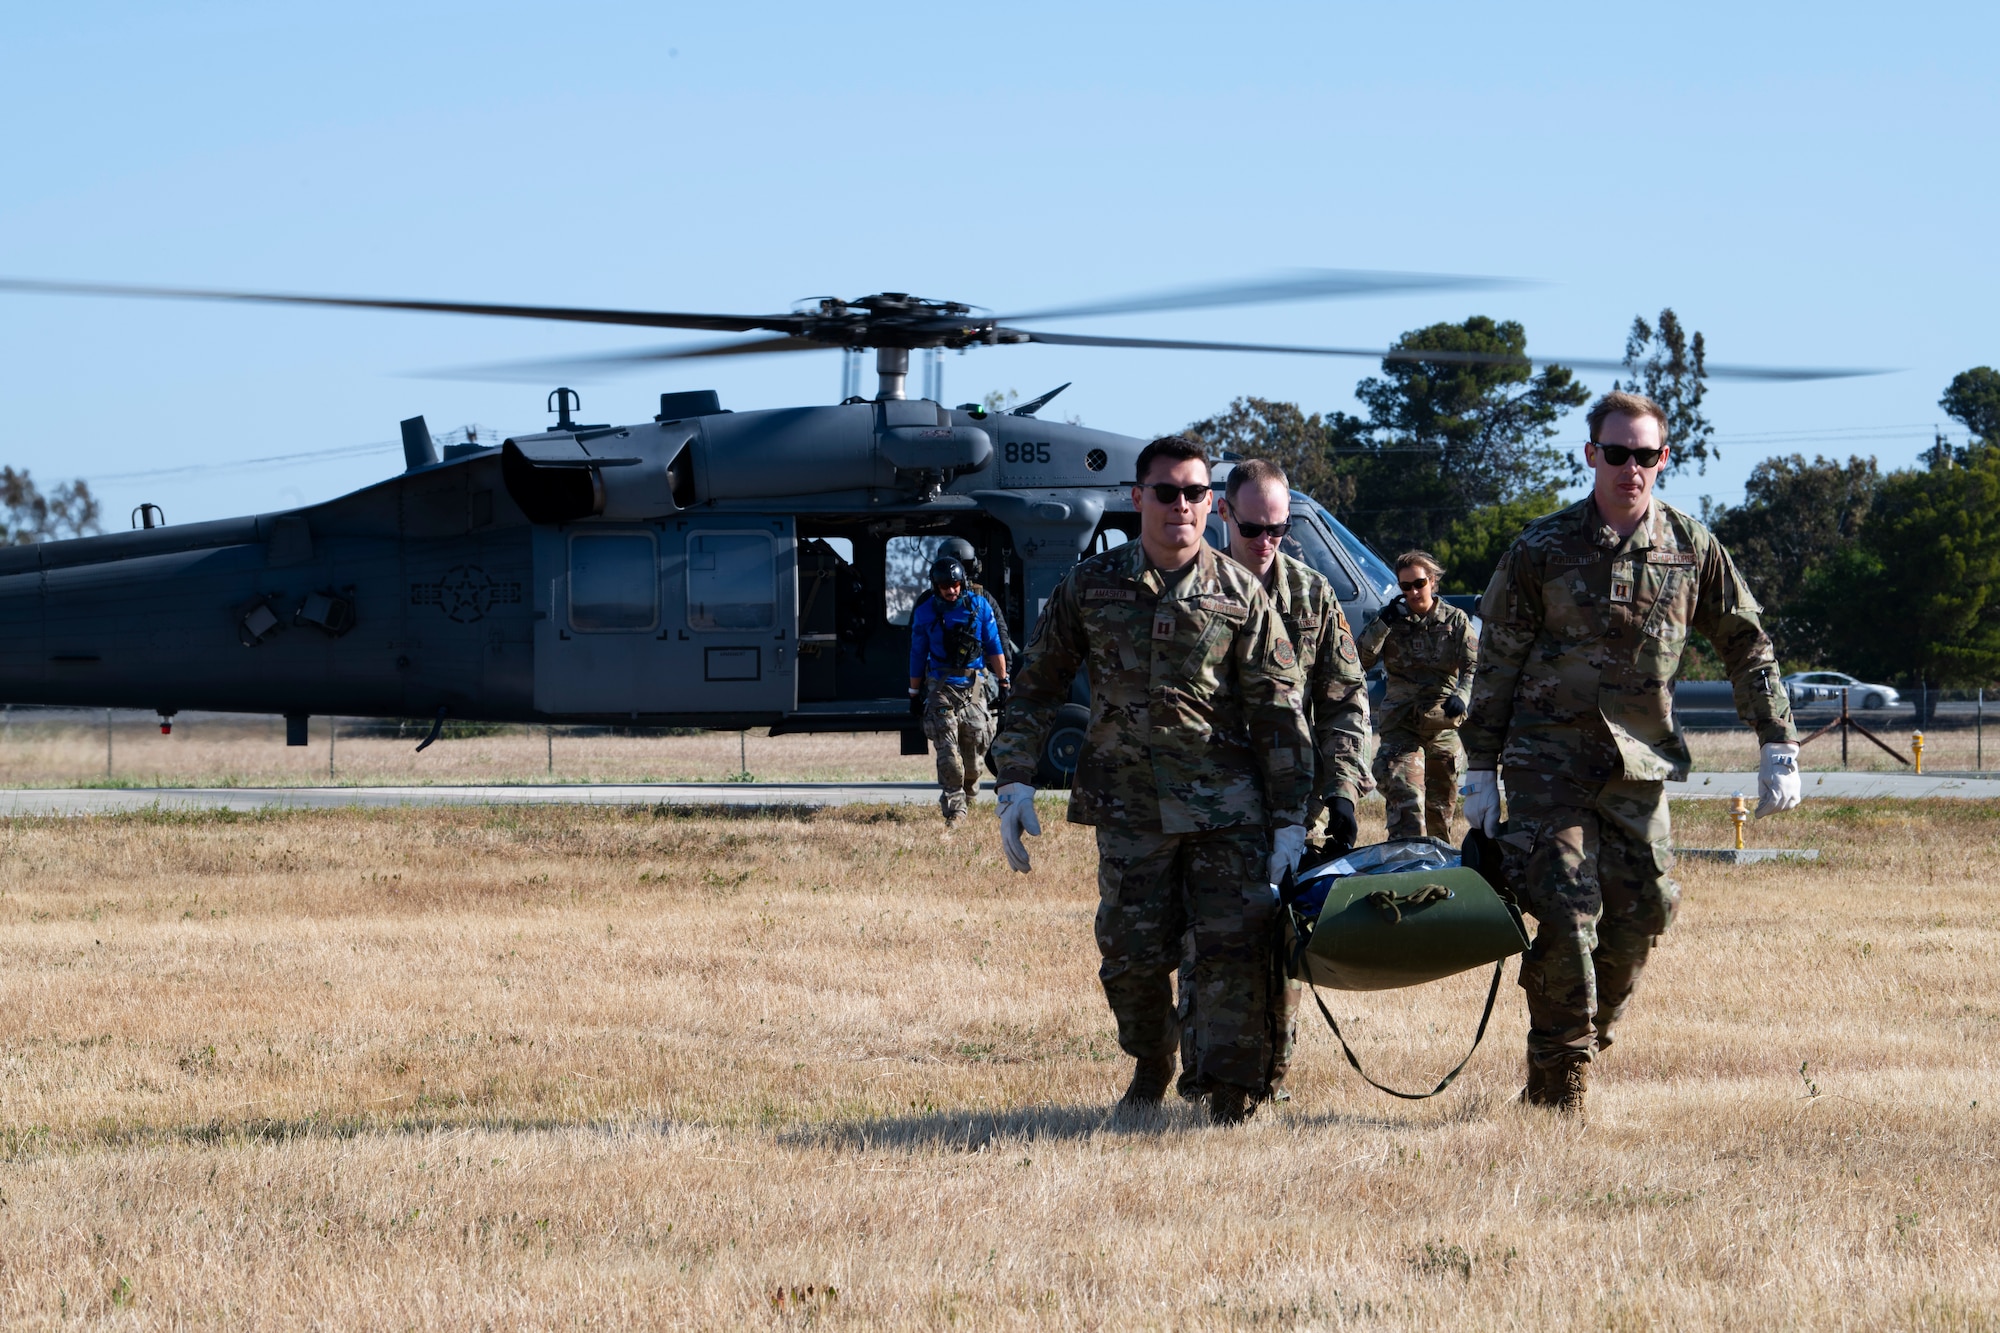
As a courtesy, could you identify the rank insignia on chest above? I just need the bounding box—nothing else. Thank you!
[1152,612,1176,640]
[1610,559,1635,604]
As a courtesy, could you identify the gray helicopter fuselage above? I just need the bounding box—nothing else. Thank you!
[0,394,1392,745]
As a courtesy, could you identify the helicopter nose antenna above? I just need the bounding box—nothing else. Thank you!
[547,386,581,430]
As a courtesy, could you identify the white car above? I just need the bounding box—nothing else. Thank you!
[1783,671,1901,710]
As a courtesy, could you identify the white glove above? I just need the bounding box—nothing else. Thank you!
[1462,769,1500,836]
[1757,742,1802,818]
[996,783,1041,873]
[1268,824,1308,894]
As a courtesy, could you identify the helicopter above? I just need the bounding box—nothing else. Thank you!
[0,271,1873,784]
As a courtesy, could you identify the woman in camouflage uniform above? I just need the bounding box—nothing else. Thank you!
[1356,550,1477,841]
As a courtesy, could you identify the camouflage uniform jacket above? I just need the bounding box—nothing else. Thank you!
[1356,598,1478,735]
[1263,551,1369,805]
[1465,496,1797,783]
[990,540,1313,833]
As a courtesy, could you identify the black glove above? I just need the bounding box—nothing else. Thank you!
[1442,695,1467,720]
[909,686,926,717]
[1324,796,1358,854]
[1378,595,1409,625]
[993,681,1011,714]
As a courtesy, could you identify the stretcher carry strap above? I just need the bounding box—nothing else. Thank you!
[1306,960,1505,1101]
[1366,882,1453,923]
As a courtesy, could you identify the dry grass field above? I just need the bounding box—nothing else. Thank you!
[0,718,936,788]
[0,797,1996,1327]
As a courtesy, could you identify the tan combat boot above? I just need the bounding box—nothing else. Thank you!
[1552,1055,1589,1115]
[1117,1050,1176,1112]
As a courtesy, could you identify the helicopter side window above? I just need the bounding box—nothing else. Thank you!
[688,532,776,631]
[883,536,949,626]
[569,532,659,632]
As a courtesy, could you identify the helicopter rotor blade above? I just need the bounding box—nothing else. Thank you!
[420,336,837,381]
[0,276,797,334]
[998,268,1527,323]
[1010,329,1887,381]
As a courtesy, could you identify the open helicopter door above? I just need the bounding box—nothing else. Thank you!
[531,515,797,718]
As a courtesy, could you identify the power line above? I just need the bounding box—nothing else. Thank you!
[88,422,520,483]
[92,440,401,482]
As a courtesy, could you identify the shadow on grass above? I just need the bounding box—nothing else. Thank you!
[778,1089,1504,1153]
[779,1102,1157,1151]
[16,1088,1510,1162]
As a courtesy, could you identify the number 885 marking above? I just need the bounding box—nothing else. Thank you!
[1003,441,1052,465]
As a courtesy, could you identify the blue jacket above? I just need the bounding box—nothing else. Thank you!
[909,590,1005,686]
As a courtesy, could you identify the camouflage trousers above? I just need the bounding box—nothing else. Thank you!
[1498,771,1678,1067]
[923,679,992,819]
[1094,825,1276,1096]
[1373,723,1464,841]
[1177,941,1299,1101]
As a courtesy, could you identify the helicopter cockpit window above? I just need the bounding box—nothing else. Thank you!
[687,532,776,631]
[569,532,659,632]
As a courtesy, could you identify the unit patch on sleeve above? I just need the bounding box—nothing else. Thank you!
[1271,638,1297,669]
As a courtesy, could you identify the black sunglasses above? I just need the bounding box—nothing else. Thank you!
[1399,576,1429,591]
[1234,519,1291,540]
[1593,442,1666,468]
[1142,483,1213,505]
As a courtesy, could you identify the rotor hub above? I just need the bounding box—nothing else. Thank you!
[789,293,1018,353]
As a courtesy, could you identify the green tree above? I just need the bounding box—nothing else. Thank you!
[1613,310,1713,477]
[1433,488,1565,596]
[1793,445,2000,688]
[1339,316,1588,556]
[0,468,99,545]
[1940,366,2000,445]
[1707,454,1879,663]
[1182,396,1355,512]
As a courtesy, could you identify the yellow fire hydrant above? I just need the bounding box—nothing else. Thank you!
[1913,731,1925,774]
[1729,791,1748,851]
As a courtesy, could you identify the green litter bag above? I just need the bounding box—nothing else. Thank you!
[1293,844,1529,992]
[1282,834,1532,1100]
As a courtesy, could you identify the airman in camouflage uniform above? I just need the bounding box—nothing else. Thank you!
[1467,401,1796,1112]
[991,469,1312,1117]
[1178,458,1371,1102]
[1357,555,1478,841]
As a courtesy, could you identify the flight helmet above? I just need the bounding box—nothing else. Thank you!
[936,537,979,579]
[929,556,968,600]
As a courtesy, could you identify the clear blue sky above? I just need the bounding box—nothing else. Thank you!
[2,2,1993,529]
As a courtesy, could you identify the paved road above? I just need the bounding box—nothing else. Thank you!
[0,771,1995,816]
